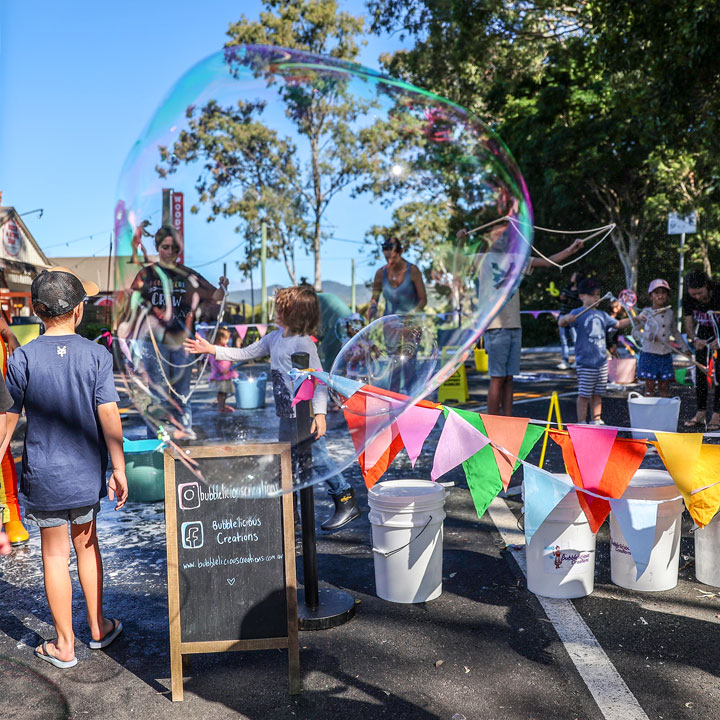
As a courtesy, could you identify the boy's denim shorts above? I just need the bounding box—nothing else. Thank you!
[24,502,101,528]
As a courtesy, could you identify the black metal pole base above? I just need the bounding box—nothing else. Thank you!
[297,587,356,631]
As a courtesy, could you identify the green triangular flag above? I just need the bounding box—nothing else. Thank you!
[442,408,545,519]
[514,423,545,472]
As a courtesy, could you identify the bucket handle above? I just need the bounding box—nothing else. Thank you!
[372,515,434,558]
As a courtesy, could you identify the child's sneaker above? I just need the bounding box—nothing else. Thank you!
[591,418,606,425]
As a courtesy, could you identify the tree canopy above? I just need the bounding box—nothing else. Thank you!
[370,0,720,296]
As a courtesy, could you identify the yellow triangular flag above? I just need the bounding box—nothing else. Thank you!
[655,432,720,527]
[691,445,720,527]
[654,432,703,504]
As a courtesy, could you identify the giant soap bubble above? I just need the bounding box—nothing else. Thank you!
[113,45,532,495]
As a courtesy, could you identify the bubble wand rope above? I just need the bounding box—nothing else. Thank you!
[144,291,228,404]
[508,216,615,269]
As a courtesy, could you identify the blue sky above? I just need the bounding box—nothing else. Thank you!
[0,1,407,291]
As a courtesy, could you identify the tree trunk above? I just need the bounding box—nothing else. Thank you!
[310,133,323,292]
[609,229,637,292]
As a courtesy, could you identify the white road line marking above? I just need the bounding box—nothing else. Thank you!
[487,496,649,720]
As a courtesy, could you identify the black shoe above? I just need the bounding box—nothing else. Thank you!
[321,487,361,531]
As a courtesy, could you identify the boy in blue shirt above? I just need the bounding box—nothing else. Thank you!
[0,267,128,669]
[558,278,632,424]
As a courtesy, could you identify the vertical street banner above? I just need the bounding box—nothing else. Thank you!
[172,191,184,264]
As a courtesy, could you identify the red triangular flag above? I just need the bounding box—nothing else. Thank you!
[550,430,647,532]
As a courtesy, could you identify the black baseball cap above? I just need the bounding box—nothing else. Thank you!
[577,278,601,295]
[32,266,100,317]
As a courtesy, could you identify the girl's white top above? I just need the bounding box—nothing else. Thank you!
[639,306,674,355]
[215,329,328,416]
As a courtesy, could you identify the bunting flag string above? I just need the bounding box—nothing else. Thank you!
[549,429,647,533]
[289,372,720,562]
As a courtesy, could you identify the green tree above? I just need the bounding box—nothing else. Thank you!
[158,0,374,290]
[370,0,720,292]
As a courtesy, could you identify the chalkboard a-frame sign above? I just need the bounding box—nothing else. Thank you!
[164,443,300,701]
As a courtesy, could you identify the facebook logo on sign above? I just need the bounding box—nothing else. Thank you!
[181,521,204,549]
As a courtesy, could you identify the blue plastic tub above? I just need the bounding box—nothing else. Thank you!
[123,438,166,502]
[233,372,267,409]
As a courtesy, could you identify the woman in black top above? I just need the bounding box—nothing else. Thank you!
[121,225,227,438]
[682,270,720,429]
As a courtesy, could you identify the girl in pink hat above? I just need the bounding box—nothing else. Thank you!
[636,279,674,397]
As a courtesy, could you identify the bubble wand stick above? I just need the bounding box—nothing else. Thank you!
[570,292,612,320]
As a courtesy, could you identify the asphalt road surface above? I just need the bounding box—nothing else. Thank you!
[1,351,718,720]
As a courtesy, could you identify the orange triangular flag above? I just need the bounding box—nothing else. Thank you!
[342,389,406,489]
[479,414,530,490]
[550,430,647,533]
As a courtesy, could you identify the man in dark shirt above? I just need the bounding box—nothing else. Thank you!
[682,269,720,429]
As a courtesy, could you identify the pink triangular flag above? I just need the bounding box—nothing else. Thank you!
[291,378,316,408]
[530,310,541,319]
[396,405,441,468]
[234,324,248,341]
[431,411,491,480]
[363,396,394,471]
[256,324,268,337]
[567,424,618,492]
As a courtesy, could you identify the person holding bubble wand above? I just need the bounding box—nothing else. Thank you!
[459,218,586,416]
[634,279,675,397]
[122,224,228,439]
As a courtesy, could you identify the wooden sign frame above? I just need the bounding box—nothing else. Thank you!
[164,443,300,701]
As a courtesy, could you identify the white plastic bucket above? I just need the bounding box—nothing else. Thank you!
[695,513,720,587]
[525,474,596,598]
[368,479,447,603]
[609,469,683,591]
[627,392,681,440]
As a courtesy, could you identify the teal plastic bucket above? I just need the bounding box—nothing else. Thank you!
[123,438,165,502]
[233,372,267,409]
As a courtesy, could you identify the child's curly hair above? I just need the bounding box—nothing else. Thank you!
[275,284,319,336]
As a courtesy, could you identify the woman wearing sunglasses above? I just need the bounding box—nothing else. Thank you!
[126,225,227,439]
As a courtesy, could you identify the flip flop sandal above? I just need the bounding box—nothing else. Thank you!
[89,619,123,649]
[683,418,706,428]
[34,641,78,669]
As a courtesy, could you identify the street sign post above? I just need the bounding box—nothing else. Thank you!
[669,212,697,331]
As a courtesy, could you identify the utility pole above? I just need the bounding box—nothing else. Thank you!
[261,222,268,324]
[162,189,172,226]
[351,259,356,313]
[668,212,697,332]
[677,232,686,333]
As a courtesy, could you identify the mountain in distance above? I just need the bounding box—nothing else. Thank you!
[227,279,372,307]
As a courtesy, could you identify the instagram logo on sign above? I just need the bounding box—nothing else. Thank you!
[178,482,201,510]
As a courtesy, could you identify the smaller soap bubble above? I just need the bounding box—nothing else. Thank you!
[331,314,439,416]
